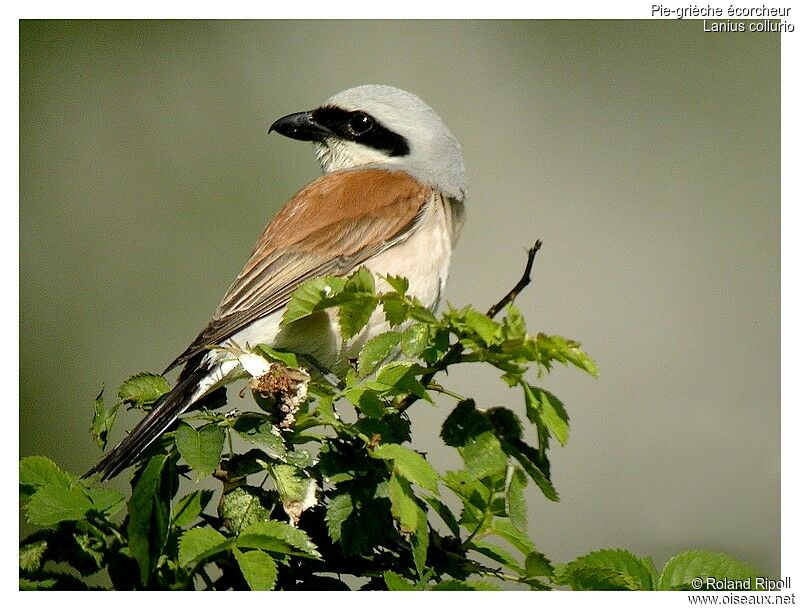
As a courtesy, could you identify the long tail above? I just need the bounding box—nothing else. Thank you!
[84,362,210,481]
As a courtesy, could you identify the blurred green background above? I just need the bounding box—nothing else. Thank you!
[20,20,780,577]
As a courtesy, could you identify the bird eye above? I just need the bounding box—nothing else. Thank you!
[347,113,374,136]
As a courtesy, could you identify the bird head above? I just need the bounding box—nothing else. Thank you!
[269,85,466,201]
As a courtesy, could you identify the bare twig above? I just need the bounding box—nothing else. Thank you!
[486,240,542,319]
[396,241,543,413]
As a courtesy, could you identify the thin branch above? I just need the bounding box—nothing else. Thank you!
[486,240,542,319]
[396,242,543,414]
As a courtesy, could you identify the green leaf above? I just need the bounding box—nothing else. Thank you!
[525,551,555,579]
[237,520,321,559]
[383,274,409,295]
[559,548,655,590]
[422,495,460,537]
[175,422,225,480]
[371,443,439,493]
[117,373,170,407]
[505,442,559,501]
[85,485,125,517]
[523,383,569,446]
[371,361,430,400]
[381,293,411,326]
[400,322,429,357]
[172,489,214,528]
[234,548,278,591]
[232,413,287,459]
[505,465,527,532]
[336,267,379,340]
[178,526,232,567]
[490,518,536,556]
[358,331,401,376]
[431,580,502,591]
[253,344,300,368]
[25,482,93,526]
[20,455,73,491]
[345,386,387,418]
[90,389,119,450]
[384,571,415,591]
[127,453,172,585]
[461,431,508,480]
[412,504,429,578]
[281,276,346,326]
[658,549,761,591]
[325,492,354,544]
[387,472,419,533]
[19,540,48,573]
[269,464,318,525]
[470,540,523,574]
[220,486,275,535]
[464,308,501,345]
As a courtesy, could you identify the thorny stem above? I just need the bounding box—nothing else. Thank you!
[396,242,543,414]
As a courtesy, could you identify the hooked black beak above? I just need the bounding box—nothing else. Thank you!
[268,111,333,141]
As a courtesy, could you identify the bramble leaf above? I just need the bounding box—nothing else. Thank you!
[117,373,170,407]
[234,548,278,591]
[175,422,225,480]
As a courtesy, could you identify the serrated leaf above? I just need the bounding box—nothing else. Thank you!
[559,548,655,590]
[371,361,430,401]
[384,571,415,591]
[357,331,401,376]
[281,276,346,327]
[25,482,93,526]
[387,472,419,533]
[464,309,501,345]
[345,386,387,418]
[253,344,300,368]
[400,323,429,357]
[412,503,429,577]
[505,465,527,531]
[504,442,559,501]
[19,455,73,491]
[85,485,125,517]
[470,540,523,574]
[178,526,231,567]
[325,493,354,543]
[460,431,508,480]
[422,495,460,537]
[523,382,569,446]
[371,443,438,493]
[220,486,274,535]
[269,464,317,525]
[658,549,761,591]
[234,548,278,591]
[127,453,172,585]
[232,413,287,459]
[383,274,409,295]
[336,267,378,340]
[490,518,536,556]
[172,489,214,528]
[175,422,225,480]
[431,580,501,591]
[525,551,555,578]
[381,293,411,327]
[90,389,119,451]
[117,373,170,407]
[19,540,48,573]
[237,520,321,559]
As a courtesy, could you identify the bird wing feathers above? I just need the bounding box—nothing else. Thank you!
[165,168,431,373]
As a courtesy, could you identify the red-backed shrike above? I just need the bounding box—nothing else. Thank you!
[88,85,466,480]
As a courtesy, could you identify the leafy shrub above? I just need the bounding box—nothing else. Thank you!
[19,248,761,590]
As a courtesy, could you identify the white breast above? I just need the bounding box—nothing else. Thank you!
[200,193,462,390]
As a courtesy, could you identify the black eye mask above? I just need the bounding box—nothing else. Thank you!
[312,106,411,157]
